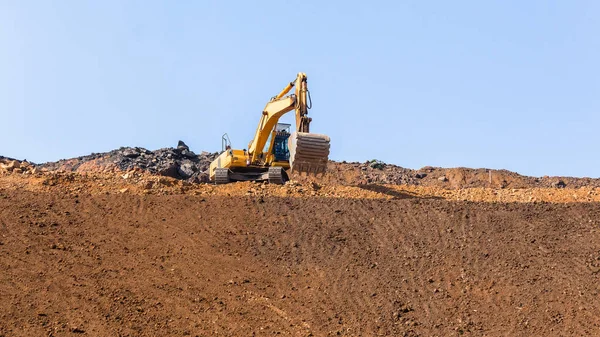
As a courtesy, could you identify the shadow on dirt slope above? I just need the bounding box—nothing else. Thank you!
[357,184,443,200]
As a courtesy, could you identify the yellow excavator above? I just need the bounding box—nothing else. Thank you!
[209,72,330,184]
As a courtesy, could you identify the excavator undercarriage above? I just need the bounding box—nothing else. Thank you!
[213,166,289,185]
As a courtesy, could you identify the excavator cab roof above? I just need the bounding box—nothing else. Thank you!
[275,123,291,133]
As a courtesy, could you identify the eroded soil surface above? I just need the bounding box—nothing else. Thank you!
[2,171,600,336]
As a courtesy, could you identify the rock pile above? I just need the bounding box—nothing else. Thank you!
[351,160,419,185]
[39,141,219,183]
[0,157,36,175]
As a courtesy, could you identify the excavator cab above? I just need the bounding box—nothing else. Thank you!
[272,123,291,162]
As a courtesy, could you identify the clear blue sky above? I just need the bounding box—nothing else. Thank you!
[1,1,599,177]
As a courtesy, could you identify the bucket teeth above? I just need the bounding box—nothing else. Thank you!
[288,132,330,174]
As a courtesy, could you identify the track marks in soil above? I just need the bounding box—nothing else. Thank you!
[2,192,600,335]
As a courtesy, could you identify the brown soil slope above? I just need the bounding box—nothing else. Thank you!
[2,181,600,336]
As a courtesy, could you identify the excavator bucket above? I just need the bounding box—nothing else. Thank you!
[288,132,330,175]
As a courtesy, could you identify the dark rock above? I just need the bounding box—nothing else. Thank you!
[552,180,566,188]
[123,148,140,158]
[369,160,386,170]
[181,149,197,159]
[189,172,210,183]
[416,173,427,179]
[177,140,190,151]
[178,162,197,179]
[158,162,180,178]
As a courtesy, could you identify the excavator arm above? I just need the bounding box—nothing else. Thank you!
[246,72,330,174]
[247,72,311,162]
[275,72,311,133]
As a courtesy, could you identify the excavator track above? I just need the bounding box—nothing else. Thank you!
[214,168,230,184]
[267,167,288,185]
[288,132,330,174]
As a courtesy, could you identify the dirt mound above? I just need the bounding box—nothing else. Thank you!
[324,161,600,189]
[2,180,600,336]
[13,145,596,189]
[5,168,600,204]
